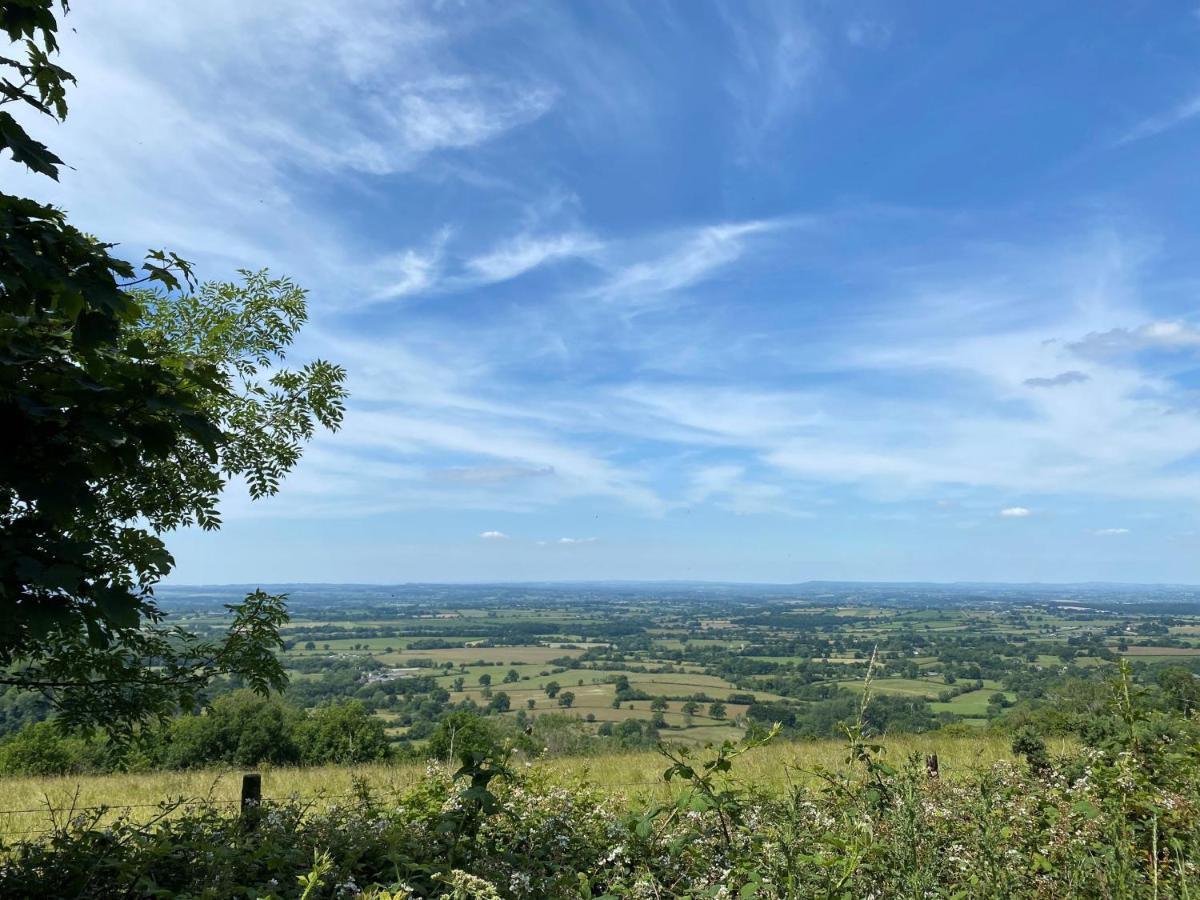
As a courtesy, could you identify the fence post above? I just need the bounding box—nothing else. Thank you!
[925,753,939,778]
[241,772,262,831]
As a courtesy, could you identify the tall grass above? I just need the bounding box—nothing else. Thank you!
[0,732,1025,839]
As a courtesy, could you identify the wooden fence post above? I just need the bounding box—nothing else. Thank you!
[241,772,262,831]
[925,753,939,778]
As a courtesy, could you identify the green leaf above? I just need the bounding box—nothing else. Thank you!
[0,110,64,178]
[1072,799,1100,820]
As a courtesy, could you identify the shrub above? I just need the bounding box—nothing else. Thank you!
[0,722,97,775]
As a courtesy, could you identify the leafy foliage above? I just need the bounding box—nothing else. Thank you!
[0,0,346,732]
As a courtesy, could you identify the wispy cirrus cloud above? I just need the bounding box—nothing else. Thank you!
[435,465,556,484]
[1116,90,1200,145]
[464,232,602,283]
[21,1,1200,583]
[8,1,559,301]
[719,1,821,158]
[366,227,453,303]
[590,220,786,307]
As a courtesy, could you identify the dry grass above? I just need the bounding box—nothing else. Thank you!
[0,733,1036,840]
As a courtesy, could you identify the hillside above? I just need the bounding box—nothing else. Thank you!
[0,711,1194,898]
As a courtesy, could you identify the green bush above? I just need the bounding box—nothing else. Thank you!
[0,721,99,776]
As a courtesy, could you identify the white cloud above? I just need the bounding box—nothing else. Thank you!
[845,19,893,49]
[6,1,557,299]
[1069,321,1200,358]
[1000,507,1031,518]
[435,465,555,484]
[395,82,556,162]
[17,3,1200,538]
[684,464,798,516]
[591,221,784,307]
[366,228,452,303]
[465,232,601,283]
[719,3,821,157]
[480,530,508,539]
[557,536,597,544]
[1117,91,1200,145]
[1093,527,1130,536]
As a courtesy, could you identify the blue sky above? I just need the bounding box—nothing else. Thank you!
[16,1,1200,583]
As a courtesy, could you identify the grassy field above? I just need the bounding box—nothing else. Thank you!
[0,733,1026,840]
[377,646,586,665]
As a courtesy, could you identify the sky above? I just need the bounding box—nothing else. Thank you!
[12,1,1200,584]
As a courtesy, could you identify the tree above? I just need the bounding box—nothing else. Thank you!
[681,700,701,717]
[452,677,465,692]
[544,681,561,698]
[296,700,390,765]
[650,696,669,712]
[708,701,727,720]
[426,711,500,762]
[503,669,520,684]
[161,691,301,769]
[1158,667,1200,716]
[0,2,347,734]
[478,673,492,687]
[487,691,510,713]
[557,691,575,708]
[304,642,316,651]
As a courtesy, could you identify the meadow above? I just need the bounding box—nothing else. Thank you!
[0,733,1020,842]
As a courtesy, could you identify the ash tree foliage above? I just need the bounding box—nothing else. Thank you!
[0,1,346,733]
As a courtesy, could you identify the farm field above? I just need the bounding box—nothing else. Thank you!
[103,581,1200,767]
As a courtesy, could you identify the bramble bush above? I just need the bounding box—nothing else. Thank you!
[1,661,1197,898]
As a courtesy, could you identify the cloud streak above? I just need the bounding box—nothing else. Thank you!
[1117,91,1200,145]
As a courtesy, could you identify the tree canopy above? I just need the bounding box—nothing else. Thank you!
[0,1,346,733]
